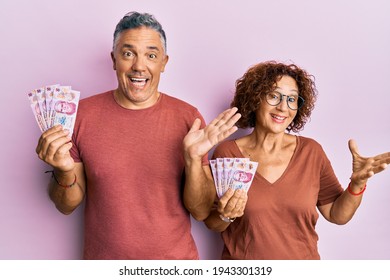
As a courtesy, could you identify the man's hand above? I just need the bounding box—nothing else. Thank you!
[36,125,75,173]
[183,107,241,162]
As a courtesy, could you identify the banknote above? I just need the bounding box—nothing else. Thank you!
[28,84,80,136]
[44,84,60,128]
[210,157,258,198]
[28,88,46,132]
[52,86,80,136]
[230,158,258,192]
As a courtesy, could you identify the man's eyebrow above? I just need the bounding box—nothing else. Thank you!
[122,44,134,49]
[147,46,160,51]
[122,44,161,52]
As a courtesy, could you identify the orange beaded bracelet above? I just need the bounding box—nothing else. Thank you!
[347,182,366,196]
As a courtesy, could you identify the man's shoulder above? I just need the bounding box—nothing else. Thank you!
[161,93,198,112]
[79,90,113,106]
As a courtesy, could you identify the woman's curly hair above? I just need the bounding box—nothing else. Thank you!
[231,61,317,133]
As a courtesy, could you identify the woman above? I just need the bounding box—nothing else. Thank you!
[204,61,390,259]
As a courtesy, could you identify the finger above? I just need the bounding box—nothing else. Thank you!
[209,112,241,144]
[50,142,73,170]
[215,109,241,129]
[188,118,202,133]
[361,154,390,175]
[372,151,390,163]
[216,125,239,143]
[237,206,246,217]
[370,162,388,175]
[36,125,64,154]
[217,188,235,211]
[210,107,239,126]
[55,141,73,156]
[39,131,71,161]
[222,189,246,215]
[220,113,241,131]
[45,134,72,158]
[219,107,239,122]
[231,191,248,217]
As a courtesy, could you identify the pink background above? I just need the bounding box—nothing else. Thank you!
[0,0,389,259]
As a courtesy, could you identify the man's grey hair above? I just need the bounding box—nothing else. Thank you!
[113,11,167,54]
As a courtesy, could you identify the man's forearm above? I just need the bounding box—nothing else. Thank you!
[49,169,85,215]
[183,163,215,221]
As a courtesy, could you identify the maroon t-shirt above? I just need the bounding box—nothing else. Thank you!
[71,91,206,259]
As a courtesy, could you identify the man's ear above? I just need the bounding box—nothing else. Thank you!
[111,52,116,70]
[161,55,169,73]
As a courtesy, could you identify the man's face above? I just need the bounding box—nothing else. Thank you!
[111,27,169,109]
[233,171,252,183]
[55,101,73,113]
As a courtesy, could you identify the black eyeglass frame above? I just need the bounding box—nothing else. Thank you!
[265,92,305,110]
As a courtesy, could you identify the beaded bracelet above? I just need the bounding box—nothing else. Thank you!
[45,170,77,188]
[347,182,366,196]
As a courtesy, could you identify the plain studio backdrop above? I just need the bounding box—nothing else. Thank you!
[0,0,389,259]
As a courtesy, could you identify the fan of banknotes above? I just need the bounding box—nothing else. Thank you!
[210,158,258,198]
[27,84,80,136]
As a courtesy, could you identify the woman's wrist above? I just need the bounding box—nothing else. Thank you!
[347,182,366,196]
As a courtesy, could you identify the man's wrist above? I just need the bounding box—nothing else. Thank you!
[47,169,77,188]
[184,154,204,168]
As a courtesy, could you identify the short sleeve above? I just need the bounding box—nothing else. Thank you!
[317,153,344,206]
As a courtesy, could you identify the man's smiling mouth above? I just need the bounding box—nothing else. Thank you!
[129,77,148,88]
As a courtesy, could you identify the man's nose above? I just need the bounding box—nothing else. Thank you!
[131,56,146,72]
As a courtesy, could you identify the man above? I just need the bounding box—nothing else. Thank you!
[35,12,240,259]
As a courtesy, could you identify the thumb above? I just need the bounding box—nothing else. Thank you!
[348,139,359,157]
[188,118,201,133]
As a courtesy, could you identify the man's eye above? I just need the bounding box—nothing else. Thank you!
[149,54,157,59]
[124,51,134,57]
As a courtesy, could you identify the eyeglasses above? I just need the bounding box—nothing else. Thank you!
[265,92,305,110]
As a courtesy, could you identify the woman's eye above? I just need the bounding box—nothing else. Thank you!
[288,97,297,103]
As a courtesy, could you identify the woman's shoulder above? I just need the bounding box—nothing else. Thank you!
[214,139,239,157]
[298,135,321,146]
[217,139,238,149]
[297,135,326,154]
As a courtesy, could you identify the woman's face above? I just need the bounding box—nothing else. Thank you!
[255,75,298,134]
